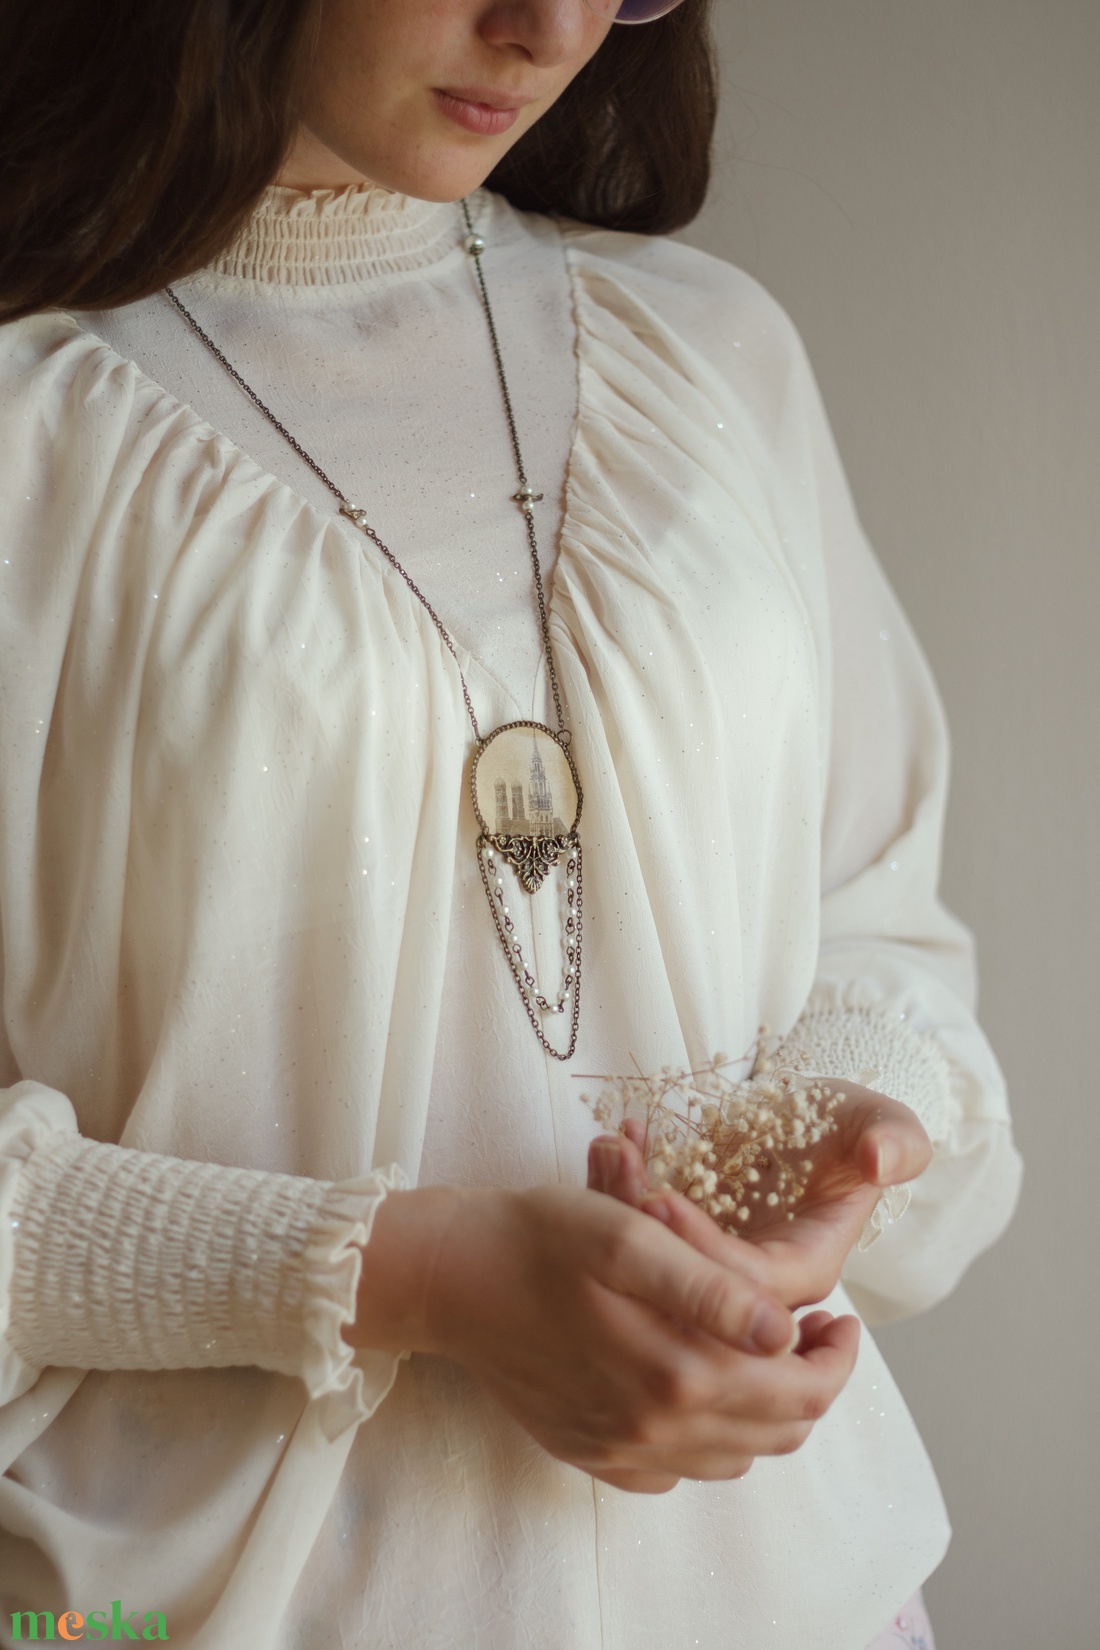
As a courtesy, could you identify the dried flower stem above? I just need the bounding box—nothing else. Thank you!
[579,1032,841,1231]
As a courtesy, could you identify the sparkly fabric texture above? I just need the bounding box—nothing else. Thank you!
[0,182,1020,1646]
[2,1096,405,1438]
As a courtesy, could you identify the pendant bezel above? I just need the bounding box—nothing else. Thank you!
[470,720,582,892]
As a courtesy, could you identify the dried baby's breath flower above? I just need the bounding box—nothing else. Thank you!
[578,1032,842,1232]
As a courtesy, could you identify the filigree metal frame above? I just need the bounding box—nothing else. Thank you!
[486,831,574,893]
[470,720,583,894]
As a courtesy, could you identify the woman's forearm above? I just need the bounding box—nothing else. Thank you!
[1,1086,401,1419]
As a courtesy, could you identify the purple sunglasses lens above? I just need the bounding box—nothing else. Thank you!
[609,0,685,20]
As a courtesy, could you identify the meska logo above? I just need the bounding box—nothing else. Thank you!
[10,1602,169,1640]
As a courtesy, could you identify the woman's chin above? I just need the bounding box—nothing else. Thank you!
[303,122,524,203]
[360,152,507,204]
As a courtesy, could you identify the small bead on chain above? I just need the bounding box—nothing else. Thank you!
[479,843,581,1030]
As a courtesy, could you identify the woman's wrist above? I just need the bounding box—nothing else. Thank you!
[342,1183,466,1356]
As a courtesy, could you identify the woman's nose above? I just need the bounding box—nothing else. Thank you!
[477,0,604,70]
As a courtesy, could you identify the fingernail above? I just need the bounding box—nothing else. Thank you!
[590,1143,615,1193]
[749,1299,795,1355]
[640,1195,671,1225]
[876,1141,900,1181]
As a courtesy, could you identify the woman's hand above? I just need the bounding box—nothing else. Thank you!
[589,1081,933,1309]
[346,1182,860,1494]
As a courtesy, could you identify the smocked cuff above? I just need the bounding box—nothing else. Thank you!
[779,1003,954,1143]
[1,1081,407,1438]
[778,996,957,1253]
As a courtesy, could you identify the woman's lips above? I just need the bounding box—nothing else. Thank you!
[432,88,524,137]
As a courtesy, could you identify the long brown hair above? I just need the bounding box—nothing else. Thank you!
[0,0,716,322]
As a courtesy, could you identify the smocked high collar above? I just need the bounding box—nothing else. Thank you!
[207,183,467,286]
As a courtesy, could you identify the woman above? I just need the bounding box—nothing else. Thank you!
[0,1,1021,1645]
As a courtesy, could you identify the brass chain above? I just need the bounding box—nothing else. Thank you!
[164,197,566,745]
[477,843,582,1061]
[164,196,582,1058]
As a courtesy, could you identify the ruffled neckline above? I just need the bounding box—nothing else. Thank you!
[206,183,467,287]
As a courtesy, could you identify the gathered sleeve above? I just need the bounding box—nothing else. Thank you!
[759,306,1024,1322]
[0,315,406,1441]
[549,220,1021,1323]
[0,1082,405,1440]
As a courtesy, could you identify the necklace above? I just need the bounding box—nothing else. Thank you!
[165,198,582,1060]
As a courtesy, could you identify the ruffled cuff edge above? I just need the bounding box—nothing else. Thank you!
[0,1081,80,1405]
[299,1163,411,1442]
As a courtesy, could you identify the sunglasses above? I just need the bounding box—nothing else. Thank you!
[584,0,688,22]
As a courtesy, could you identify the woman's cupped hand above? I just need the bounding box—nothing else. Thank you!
[591,1081,934,1307]
[344,1131,882,1494]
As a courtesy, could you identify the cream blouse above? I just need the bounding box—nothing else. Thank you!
[0,185,1021,1648]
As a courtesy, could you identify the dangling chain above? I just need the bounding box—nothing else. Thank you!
[164,195,582,1059]
[164,200,565,747]
[457,202,569,744]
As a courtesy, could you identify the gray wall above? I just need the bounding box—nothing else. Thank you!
[682,3,1099,1645]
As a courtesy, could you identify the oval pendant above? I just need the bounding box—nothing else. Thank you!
[471,721,581,892]
[471,720,583,1061]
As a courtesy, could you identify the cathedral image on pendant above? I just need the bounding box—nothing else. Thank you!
[493,736,567,836]
[472,723,580,845]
